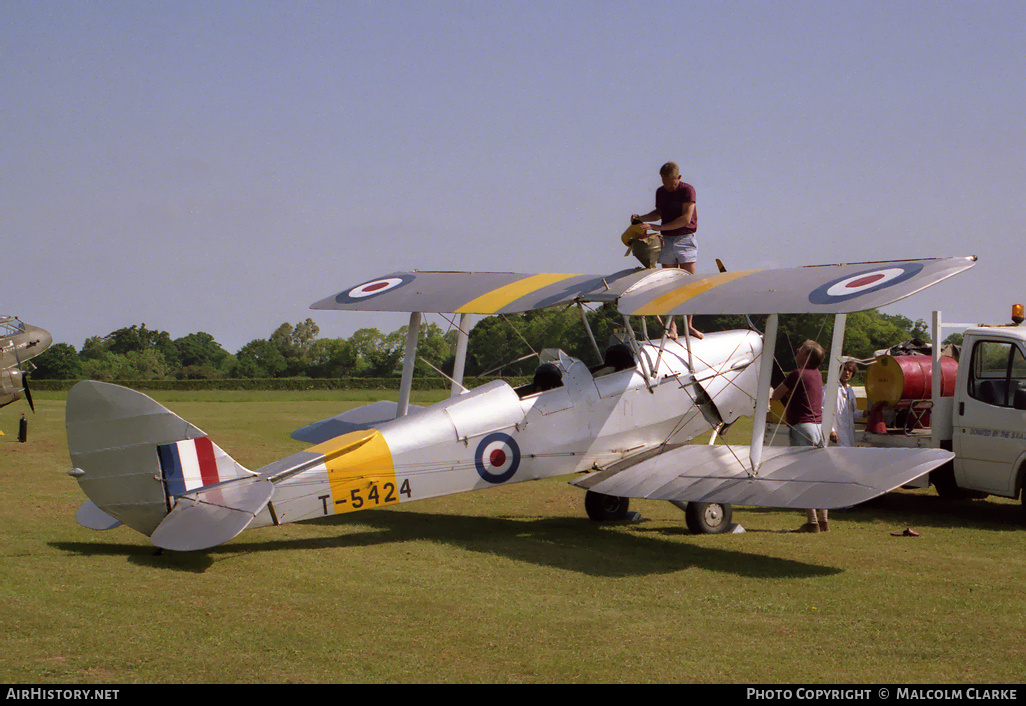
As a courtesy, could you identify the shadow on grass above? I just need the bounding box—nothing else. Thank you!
[52,509,841,579]
[52,540,218,573]
[828,489,1025,531]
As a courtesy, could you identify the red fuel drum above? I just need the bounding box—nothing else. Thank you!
[866,355,958,408]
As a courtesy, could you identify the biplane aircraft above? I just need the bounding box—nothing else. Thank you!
[1,315,52,411]
[67,257,976,551]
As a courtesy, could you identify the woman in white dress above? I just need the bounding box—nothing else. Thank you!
[827,361,861,447]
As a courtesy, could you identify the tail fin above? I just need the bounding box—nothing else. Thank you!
[66,381,254,537]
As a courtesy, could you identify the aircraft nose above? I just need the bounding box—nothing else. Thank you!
[26,326,52,354]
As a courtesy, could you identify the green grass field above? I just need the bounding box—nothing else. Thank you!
[2,390,1024,683]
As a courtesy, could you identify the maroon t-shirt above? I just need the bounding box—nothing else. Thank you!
[783,368,823,425]
[655,181,697,236]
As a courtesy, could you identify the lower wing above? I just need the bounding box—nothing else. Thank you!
[572,445,951,509]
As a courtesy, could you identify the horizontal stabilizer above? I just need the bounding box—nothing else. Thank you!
[291,400,422,443]
[75,499,123,531]
[572,445,953,509]
[150,477,274,551]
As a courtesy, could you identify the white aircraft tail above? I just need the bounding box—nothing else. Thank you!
[66,381,260,542]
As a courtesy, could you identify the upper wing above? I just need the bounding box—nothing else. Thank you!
[310,257,975,316]
[310,269,649,314]
[618,256,977,315]
[572,444,953,509]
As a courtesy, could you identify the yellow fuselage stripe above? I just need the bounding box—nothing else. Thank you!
[631,270,758,315]
[308,430,398,515]
[456,273,577,314]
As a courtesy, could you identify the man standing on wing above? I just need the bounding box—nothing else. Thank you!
[632,161,702,339]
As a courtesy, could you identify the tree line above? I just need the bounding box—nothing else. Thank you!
[29,307,932,382]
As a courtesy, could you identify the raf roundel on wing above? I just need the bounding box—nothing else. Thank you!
[808,263,924,305]
[335,275,415,304]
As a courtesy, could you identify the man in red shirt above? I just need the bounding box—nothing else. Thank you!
[772,340,828,532]
[632,162,702,340]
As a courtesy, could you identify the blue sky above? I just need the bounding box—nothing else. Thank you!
[4,1,1024,352]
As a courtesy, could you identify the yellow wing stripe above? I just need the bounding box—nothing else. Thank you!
[631,270,758,315]
[455,273,578,314]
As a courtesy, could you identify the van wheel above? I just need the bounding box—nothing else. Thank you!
[1020,476,1026,517]
[584,491,630,521]
[685,502,733,534]
[931,462,969,499]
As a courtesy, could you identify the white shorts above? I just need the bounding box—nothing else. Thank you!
[789,423,823,447]
[658,234,698,265]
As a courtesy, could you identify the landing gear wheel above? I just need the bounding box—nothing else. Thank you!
[685,502,732,534]
[585,491,630,521]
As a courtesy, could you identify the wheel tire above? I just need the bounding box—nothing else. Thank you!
[584,491,630,521]
[685,502,733,534]
[931,461,973,500]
